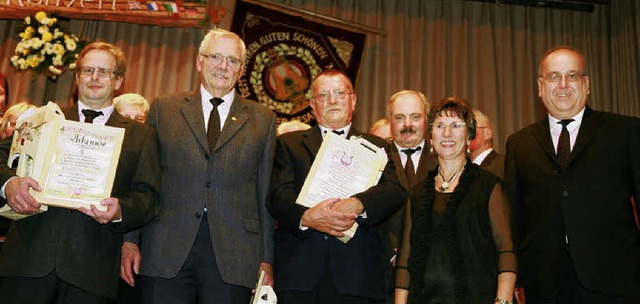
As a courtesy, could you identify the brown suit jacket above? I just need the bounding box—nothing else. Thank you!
[128,90,276,288]
[0,105,160,300]
[479,149,505,178]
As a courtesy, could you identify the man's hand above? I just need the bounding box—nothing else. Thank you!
[5,177,42,214]
[78,197,121,224]
[331,197,364,214]
[120,242,142,287]
[259,262,273,287]
[301,198,358,237]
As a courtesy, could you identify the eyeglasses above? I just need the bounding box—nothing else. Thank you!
[313,90,353,102]
[79,66,117,79]
[201,53,243,70]
[539,72,585,83]
[431,122,466,131]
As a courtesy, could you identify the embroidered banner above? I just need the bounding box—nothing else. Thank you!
[231,0,366,125]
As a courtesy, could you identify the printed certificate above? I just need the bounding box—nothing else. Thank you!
[296,132,388,242]
[8,102,124,212]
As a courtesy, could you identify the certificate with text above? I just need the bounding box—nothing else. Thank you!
[296,132,388,242]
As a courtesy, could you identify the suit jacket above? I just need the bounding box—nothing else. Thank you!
[0,106,160,300]
[128,91,276,288]
[268,125,407,300]
[479,150,504,178]
[504,107,640,299]
[387,143,436,250]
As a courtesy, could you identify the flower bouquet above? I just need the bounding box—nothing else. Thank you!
[10,11,85,80]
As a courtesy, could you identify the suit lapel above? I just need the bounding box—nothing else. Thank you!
[179,91,209,153]
[215,94,248,152]
[416,147,436,182]
[105,110,129,128]
[481,150,497,168]
[63,104,80,122]
[531,117,558,166]
[390,144,409,188]
[570,107,599,165]
[302,125,323,158]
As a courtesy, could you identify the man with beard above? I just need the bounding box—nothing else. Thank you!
[385,90,436,303]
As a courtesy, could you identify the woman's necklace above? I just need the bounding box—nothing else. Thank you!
[438,162,466,192]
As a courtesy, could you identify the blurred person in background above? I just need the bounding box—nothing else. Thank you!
[114,93,150,123]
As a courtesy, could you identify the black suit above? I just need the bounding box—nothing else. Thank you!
[504,107,640,301]
[268,126,407,301]
[0,105,160,301]
[478,150,504,178]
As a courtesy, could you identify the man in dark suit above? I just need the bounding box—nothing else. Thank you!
[386,90,436,303]
[470,109,504,178]
[504,46,640,303]
[0,42,160,303]
[269,69,407,304]
[120,28,276,304]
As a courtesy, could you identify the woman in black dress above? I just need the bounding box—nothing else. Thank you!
[395,97,516,304]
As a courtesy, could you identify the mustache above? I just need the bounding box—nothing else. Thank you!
[400,128,416,134]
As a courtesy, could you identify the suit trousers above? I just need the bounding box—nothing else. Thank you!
[0,270,109,304]
[527,255,640,304]
[277,256,379,304]
[140,213,251,304]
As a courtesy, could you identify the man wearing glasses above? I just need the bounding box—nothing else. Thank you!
[505,46,640,303]
[469,109,504,178]
[269,69,406,303]
[120,28,276,303]
[0,42,160,303]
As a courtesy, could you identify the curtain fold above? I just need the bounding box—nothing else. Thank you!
[1,0,638,150]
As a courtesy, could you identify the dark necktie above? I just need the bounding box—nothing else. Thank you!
[402,146,421,187]
[207,97,224,152]
[556,119,574,170]
[82,109,103,123]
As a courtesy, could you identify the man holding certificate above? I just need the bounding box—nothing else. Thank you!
[0,42,160,303]
[269,69,407,303]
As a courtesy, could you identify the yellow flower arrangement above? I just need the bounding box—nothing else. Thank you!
[10,11,85,80]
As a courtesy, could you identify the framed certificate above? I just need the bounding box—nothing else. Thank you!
[10,102,124,212]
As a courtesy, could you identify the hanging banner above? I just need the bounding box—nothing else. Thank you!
[231,0,366,125]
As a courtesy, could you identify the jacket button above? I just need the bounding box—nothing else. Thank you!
[562,190,569,197]
[205,154,210,160]
[205,182,212,188]
[195,212,201,219]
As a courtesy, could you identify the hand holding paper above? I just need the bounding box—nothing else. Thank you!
[301,197,358,237]
[5,176,42,214]
[78,197,121,224]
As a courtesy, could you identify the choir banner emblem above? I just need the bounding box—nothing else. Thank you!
[231,0,365,124]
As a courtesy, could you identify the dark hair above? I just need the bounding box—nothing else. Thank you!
[427,96,476,140]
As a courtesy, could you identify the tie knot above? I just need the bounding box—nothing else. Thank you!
[331,130,345,135]
[82,109,104,123]
[558,119,574,127]
[210,97,224,107]
[402,146,421,156]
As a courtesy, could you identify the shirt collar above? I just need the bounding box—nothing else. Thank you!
[472,148,493,165]
[548,107,585,134]
[200,85,234,110]
[394,139,425,153]
[319,124,351,138]
[77,100,115,122]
